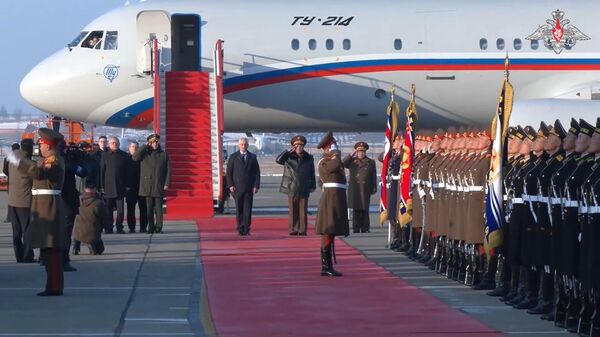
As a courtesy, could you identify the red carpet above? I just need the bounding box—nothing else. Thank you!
[198,217,502,337]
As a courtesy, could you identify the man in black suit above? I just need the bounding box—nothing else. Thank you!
[226,138,260,236]
[100,136,128,234]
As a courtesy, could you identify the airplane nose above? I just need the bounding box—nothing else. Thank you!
[20,64,56,113]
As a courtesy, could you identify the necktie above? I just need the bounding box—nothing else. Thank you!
[242,153,247,163]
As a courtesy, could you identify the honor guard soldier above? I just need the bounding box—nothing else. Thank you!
[562,119,595,332]
[316,132,349,276]
[412,135,436,262]
[379,135,403,249]
[526,120,567,317]
[586,119,600,335]
[515,122,550,310]
[276,135,316,236]
[549,118,580,326]
[577,118,600,335]
[504,126,537,307]
[7,128,65,296]
[343,141,377,233]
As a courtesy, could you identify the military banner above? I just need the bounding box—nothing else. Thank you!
[484,57,513,256]
[380,87,400,224]
[398,85,417,227]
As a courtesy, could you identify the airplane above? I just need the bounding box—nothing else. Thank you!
[19,0,600,133]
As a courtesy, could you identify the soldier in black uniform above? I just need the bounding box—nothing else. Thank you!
[577,119,600,335]
[587,119,600,335]
[562,119,595,332]
[526,120,567,316]
[504,126,537,307]
[549,118,581,325]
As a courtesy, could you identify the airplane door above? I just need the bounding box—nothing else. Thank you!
[136,11,171,74]
[171,14,201,71]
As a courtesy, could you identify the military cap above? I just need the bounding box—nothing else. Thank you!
[568,118,580,136]
[354,141,369,151]
[596,117,600,135]
[549,119,567,139]
[523,126,537,141]
[147,133,160,142]
[514,126,526,140]
[317,131,335,149]
[507,127,516,139]
[579,119,594,137]
[537,121,550,137]
[38,127,64,146]
[290,135,307,146]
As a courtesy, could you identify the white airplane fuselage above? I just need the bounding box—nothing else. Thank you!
[19,0,600,131]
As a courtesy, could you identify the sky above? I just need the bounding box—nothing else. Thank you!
[0,0,124,116]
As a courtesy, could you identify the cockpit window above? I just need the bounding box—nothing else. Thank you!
[81,31,104,49]
[104,31,118,50]
[68,31,89,48]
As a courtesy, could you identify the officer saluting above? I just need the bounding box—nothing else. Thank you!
[343,141,377,233]
[7,128,65,296]
[316,132,349,276]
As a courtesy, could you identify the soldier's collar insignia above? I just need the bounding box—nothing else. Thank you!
[526,9,590,54]
[556,154,564,162]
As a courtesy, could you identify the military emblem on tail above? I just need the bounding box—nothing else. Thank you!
[526,9,590,54]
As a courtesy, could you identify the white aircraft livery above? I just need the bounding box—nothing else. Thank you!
[19,0,600,132]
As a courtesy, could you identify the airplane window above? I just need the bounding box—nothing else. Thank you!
[496,38,505,50]
[326,39,334,50]
[309,39,317,50]
[513,38,522,50]
[291,39,299,50]
[81,30,104,49]
[104,31,118,50]
[531,40,539,50]
[68,31,89,49]
[394,39,402,51]
[479,38,488,50]
[343,39,351,50]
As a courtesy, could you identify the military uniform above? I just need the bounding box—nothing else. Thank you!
[276,135,316,235]
[316,132,348,277]
[9,128,66,296]
[343,141,377,233]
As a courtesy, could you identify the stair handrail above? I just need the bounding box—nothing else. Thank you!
[213,39,225,203]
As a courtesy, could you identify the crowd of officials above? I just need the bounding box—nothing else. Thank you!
[3,128,170,296]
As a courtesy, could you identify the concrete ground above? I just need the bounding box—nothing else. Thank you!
[0,177,578,336]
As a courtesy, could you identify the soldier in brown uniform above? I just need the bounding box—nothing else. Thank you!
[316,132,349,277]
[343,141,377,233]
[7,128,65,296]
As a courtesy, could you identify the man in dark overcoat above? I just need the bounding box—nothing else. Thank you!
[7,128,65,296]
[126,141,147,233]
[316,132,349,276]
[133,134,171,234]
[100,136,128,233]
[226,137,260,236]
[276,135,315,235]
[343,141,377,233]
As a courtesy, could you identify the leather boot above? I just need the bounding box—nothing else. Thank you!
[320,246,342,277]
[578,292,592,336]
[565,281,581,332]
[501,265,521,302]
[589,294,600,337]
[446,240,455,279]
[474,254,496,290]
[488,254,507,296]
[529,271,554,315]
[555,275,568,328]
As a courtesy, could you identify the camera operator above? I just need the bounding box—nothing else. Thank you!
[60,141,87,272]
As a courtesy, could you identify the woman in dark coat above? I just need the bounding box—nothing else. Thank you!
[315,132,349,276]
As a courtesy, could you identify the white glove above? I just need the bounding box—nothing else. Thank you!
[6,151,20,166]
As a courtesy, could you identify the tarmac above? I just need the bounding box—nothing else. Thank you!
[0,177,575,336]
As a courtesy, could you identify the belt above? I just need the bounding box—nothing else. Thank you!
[512,197,524,204]
[522,194,531,201]
[564,200,578,208]
[438,183,446,188]
[432,183,439,188]
[414,179,421,184]
[31,189,61,196]
[457,186,464,192]
[580,206,589,214]
[469,186,484,192]
[391,175,401,180]
[503,195,508,201]
[551,198,562,205]
[449,185,457,191]
[323,183,347,189]
[425,181,432,188]
[590,206,600,214]
[530,196,540,202]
